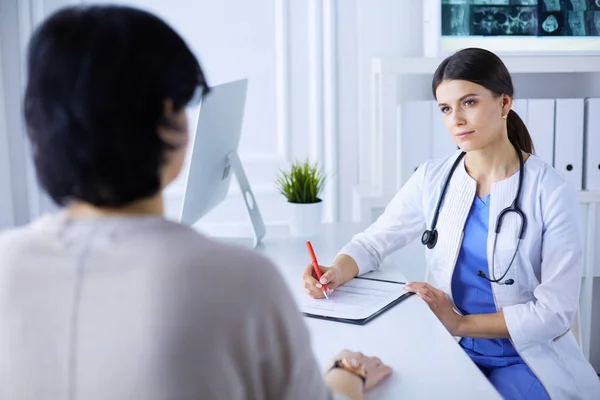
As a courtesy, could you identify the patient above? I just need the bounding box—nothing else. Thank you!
[0,5,391,400]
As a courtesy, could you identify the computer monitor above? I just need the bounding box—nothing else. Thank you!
[179,78,265,248]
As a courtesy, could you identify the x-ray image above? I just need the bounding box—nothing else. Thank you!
[440,0,600,36]
[471,6,538,35]
[511,0,537,4]
[566,0,587,10]
[583,0,600,10]
[588,11,600,34]
[541,0,562,11]
[539,12,565,34]
[539,10,588,35]
[442,4,471,35]
[542,0,598,11]
[471,0,509,4]
[566,10,587,33]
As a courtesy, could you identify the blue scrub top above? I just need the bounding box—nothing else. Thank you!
[451,194,550,399]
[451,194,520,359]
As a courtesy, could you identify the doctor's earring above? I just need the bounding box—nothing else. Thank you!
[502,114,507,120]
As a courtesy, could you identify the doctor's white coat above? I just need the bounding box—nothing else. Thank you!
[339,152,600,399]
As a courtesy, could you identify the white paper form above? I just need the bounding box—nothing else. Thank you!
[298,278,409,320]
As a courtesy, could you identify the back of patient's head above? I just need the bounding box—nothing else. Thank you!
[24,5,209,208]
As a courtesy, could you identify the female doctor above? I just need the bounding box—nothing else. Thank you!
[302,47,600,399]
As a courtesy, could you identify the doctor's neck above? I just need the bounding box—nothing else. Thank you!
[463,135,525,184]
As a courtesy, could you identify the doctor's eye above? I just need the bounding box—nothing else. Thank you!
[463,99,476,107]
[439,106,450,114]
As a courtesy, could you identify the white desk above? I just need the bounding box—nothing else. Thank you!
[248,223,501,400]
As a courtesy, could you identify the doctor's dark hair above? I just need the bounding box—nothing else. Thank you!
[23,5,210,207]
[431,48,534,154]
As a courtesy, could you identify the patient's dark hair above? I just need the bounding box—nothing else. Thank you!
[432,47,534,154]
[24,5,210,207]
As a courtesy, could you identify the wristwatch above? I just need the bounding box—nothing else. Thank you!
[329,358,367,386]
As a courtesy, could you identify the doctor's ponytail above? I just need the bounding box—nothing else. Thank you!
[432,47,535,154]
[506,109,533,154]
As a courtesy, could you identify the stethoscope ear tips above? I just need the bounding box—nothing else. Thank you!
[421,230,438,249]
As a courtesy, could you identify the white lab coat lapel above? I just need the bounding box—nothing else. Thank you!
[487,170,522,305]
[432,157,476,297]
[431,156,524,307]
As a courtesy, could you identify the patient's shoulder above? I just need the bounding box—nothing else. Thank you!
[153,220,284,306]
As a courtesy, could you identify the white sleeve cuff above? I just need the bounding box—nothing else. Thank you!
[336,241,378,276]
[502,303,530,350]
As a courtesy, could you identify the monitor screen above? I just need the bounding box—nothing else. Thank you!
[179,79,248,226]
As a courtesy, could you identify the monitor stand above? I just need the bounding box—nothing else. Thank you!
[213,152,266,249]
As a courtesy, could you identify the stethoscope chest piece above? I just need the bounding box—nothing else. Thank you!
[421,229,438,249]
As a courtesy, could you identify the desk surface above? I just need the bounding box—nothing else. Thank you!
[249,223,501,400]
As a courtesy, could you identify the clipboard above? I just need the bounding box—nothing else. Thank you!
[300,277,415,326]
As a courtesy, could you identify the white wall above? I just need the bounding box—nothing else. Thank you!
[0,29,15,229]
[130,0,600,234]
[18,0,598,232]
[356,0,424,185]
[76,0,330,234]
[1,0,40,228]
[71,0,435,235]
[0,0,70,229]
[2,0,599,232]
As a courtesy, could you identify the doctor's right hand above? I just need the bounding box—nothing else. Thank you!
[302,264,342,299]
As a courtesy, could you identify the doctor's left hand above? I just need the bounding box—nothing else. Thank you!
[404,282,462,336]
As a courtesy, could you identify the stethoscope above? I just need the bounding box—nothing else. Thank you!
[421,142,527,285]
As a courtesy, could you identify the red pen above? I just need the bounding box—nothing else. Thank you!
[306,241,329,299]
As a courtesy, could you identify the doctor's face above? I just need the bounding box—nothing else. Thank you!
[435,79,509,153]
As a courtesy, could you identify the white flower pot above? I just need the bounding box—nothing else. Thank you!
[289,201,323,237]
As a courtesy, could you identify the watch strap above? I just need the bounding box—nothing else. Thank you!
[329,359,367,386]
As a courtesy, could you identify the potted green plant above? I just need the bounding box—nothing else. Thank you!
[276,159,326,237]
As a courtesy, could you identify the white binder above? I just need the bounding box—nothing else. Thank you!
[430,101,457,160]
[526,99,555,167]
[584,99,600,191]
[397,101,432,188]
[555,98,584,190]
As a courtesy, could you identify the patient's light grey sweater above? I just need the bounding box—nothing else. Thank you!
[0,212,339,400]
